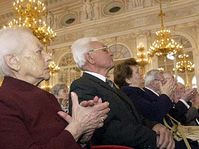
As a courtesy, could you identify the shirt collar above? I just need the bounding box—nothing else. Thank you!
[145,86,160,96]
[84,71,106,82]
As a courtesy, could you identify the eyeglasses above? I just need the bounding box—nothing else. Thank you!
[89,46,110,53]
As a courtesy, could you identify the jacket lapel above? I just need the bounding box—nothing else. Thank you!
[82,73,141,121]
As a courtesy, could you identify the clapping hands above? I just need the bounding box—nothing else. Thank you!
[58,92,110,141]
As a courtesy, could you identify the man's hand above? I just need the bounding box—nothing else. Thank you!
[160,78,176,98]
[181,88,198,102]
[192,92,199,109]
[80,96,102,107]
[152,124,175,149]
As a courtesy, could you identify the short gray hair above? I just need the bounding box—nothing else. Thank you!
[144,69,160,86]
[51,83,67,96]
[0,27,35,76]
[71,37,98,69]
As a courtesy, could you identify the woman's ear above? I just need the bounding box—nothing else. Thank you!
[85,52,95,64]
[4,54,20,71]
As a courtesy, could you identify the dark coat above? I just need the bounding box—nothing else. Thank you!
[143,87,187,123]
[70,73,158,149]
[121,86,173,123]
[0,77,81,149]
[142,88,199,148]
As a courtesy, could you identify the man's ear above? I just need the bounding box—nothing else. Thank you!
[125,78,131,84]
[85,52,95,64]
[4,54,20,71]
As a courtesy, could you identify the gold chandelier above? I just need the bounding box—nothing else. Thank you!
[148,0,183,57]
[4,0,56,45]
[176,54,194,73]
[48,61,60,75]
[175,53,194,87]
[136,47,150,66]
[136,46,150,75]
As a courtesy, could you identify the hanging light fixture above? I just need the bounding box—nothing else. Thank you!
[175,53,194,87]
[48,61,60,75]
[4,0,56,45]
[136,46,150,75]
[176,54,194,73]
[148,0,183,57]
[136,46,150,66]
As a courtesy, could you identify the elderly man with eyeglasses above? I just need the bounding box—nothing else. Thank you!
[69,37,175,149]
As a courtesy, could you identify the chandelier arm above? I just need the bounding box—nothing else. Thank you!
[159,0,165,29]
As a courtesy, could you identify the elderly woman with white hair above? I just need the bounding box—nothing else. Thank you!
[0,27,109,149]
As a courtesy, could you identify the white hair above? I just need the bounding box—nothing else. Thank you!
[144,69,160,86]
[0,27,35,76]
[71,37,98,69]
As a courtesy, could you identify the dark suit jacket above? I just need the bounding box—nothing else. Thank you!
[121,86,173,123]
[185,106,199,126]
[70,73,158,149]
[171,101,199,126]
[143,87,188,124]
[143,88,199,148]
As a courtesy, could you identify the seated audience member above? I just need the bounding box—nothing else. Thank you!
[172,82,185,103]
[172,82,199,126]
[113,59,174,123]
[0,27,110,149]
[51,83,69,112]
[190,92,199,125]
[163,72,199,148]
[144,70,175,98]
[163,72,198,125]
[70,37,175,149]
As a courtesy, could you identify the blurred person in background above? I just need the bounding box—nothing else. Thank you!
[51,83,69,112]
[172,82,199,126]
[163,72,199,148]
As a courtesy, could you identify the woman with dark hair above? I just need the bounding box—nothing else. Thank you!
[113,58,148,117]
[114,58,199,149]
[114,58,144,89]
[113,58,172,123]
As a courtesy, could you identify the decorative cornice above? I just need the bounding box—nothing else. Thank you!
[48,0,199,49]
[54,0,199,35]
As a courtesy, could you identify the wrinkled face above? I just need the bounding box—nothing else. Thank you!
[88,41,113,71]
[128,65,144,87]
[152,72,165,91]
[163,73,175,83]
[18,35,51,85]
[174,83,185,101]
